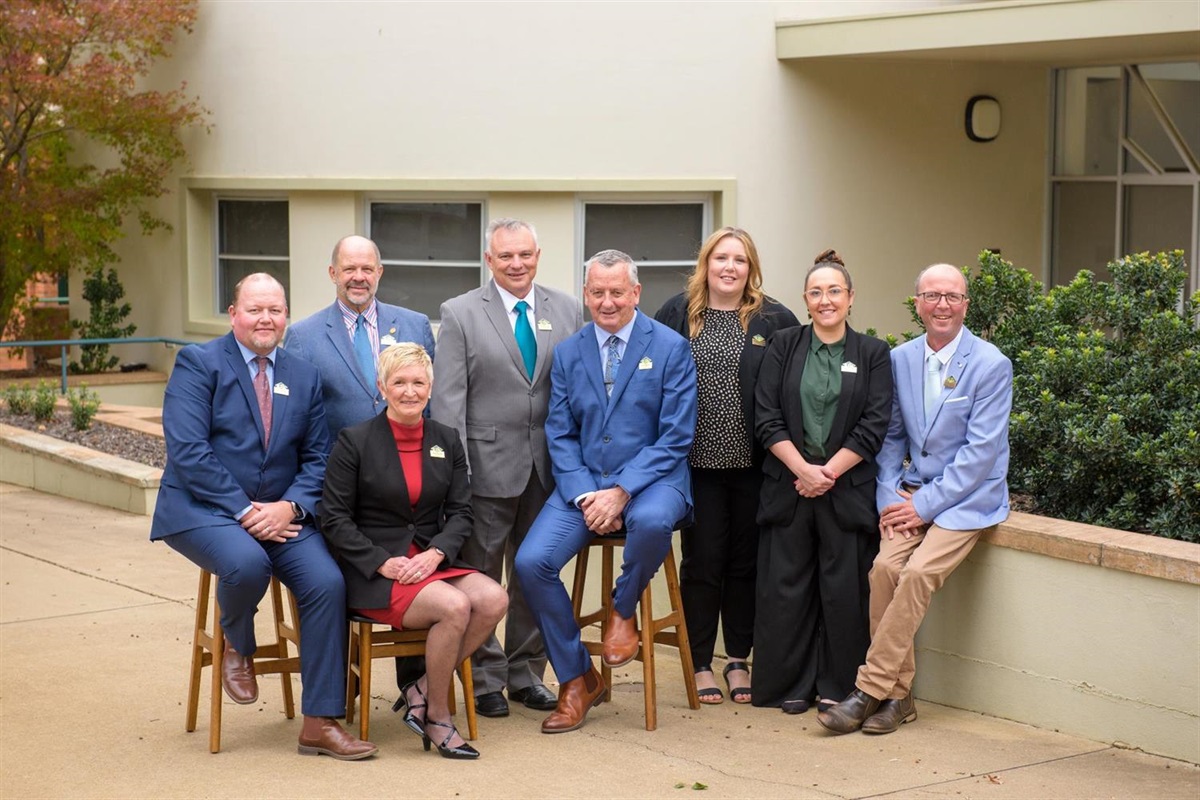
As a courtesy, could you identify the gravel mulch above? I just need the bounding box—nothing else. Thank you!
[0,409,166,469]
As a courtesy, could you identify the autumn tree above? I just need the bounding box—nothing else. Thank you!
[0,0,204,335]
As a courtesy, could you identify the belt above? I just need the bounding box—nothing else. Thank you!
[901,482,923,493]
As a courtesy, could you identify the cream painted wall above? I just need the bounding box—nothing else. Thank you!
[112,0,1045,370]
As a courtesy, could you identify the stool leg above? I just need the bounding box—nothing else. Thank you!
[640,583,657,731]
[269,577,296,719]
[664,546,700,710]
[460,658,477,741]
[570,548,590,619]
[186,570,210,734]
[599,546,614,701]
[345,624,359,726]
[210,596,224,754]
[359,624,373,742]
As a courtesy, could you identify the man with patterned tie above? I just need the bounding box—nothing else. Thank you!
[817,263,1012,737]
[150,274,376,760]
[431,218,583,717]
[515,249,698,733]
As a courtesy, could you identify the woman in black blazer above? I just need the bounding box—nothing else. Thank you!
[321,343,507,760]
[655,227,800,704]
[752,250,893,714]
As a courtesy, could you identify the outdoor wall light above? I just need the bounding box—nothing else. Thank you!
[965,95,1001,142]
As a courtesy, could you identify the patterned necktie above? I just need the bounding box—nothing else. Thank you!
[353,314,377,390]
[604,334,622,397]
[513,300,537,379]
[924,353,942,422]
[253,355,272,448]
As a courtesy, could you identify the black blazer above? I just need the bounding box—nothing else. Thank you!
[754,325,893,534]
[320,412,474,610]
[654,293,801,465]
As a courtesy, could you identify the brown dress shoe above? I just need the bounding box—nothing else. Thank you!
[297,717,378,760]
[221,646,258,705]
[816,689,881,735]
[861,695,917,734]
[541,666,606,734]
[602,611,639,668]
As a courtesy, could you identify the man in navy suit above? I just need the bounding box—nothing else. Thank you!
[515,249,698,734]
[151,273,376,760]
[818,263,1012,736]
[284,234,436,444]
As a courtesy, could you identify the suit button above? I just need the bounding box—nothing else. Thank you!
[602,471,609,478]
[603,436,611,443]
[407,524,415,531]
[921,451,929,457]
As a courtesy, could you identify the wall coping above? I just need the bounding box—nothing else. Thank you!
[0,423,161,488]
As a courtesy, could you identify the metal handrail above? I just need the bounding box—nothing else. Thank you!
[1,336,200,394]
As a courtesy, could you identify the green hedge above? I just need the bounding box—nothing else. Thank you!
[895,250,1200,542]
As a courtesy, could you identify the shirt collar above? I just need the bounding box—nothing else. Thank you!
[492,280,535,315]
[594,310,639,350]
[925,326,965,367]
[337,298,378,327]
[235,338,277,367]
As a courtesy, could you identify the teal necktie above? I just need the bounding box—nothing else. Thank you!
[513,300,536,379]
[924,353,942,422]
[354,314,377,389]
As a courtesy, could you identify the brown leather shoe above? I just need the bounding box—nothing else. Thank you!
[861,695,917,734]
[602,611,639,668]
[221,645,258,705]
[541,666,606,734]
[816,689,881,735]
[297,717,378,760]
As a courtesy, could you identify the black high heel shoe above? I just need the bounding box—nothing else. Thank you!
[398,679,427,739]
[423,718,480,760]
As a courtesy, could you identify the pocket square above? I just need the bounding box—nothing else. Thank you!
[944,395,969,404]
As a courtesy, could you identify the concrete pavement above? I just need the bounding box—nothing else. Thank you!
[2,483,1196,799]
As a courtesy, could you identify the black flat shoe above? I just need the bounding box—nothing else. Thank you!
[722,660,752,704]
[399,679,427,739]
[509,684,558,711]
[781,698,811,714]
[474,690,510,717]
[424,718,480,760]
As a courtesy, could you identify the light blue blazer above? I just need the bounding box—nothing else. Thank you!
[283,300,435,444]
[545,311,697,514]
[875,327,1012,531]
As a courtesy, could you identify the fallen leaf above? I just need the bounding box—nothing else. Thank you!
[692,783,708,790]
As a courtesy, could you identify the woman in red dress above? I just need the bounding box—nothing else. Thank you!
[321,343,507,759]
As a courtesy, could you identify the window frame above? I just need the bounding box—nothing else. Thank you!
[212,195,290,315]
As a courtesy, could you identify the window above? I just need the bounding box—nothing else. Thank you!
[581,201,707,317]
[216,199,289,312]
[1050,63,1198,291]
[369,202,484,319]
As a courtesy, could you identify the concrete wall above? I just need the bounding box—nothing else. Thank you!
[100,0,1048,370]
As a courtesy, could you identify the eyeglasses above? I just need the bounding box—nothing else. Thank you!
[804,287,848,302]
[916,291,967,306]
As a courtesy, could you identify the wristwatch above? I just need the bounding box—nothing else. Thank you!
[290,501,304,521]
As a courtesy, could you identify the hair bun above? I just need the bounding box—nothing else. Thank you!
[814,249,844,267]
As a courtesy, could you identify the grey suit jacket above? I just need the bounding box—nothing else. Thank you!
[431,280,583,498]
[283,300,435,445]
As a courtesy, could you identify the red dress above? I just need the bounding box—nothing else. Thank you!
[352,417,474,629]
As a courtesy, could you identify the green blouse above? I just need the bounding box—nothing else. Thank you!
[800,333,845,458]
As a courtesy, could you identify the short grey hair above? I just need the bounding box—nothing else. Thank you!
[485,218,539,252]
[584,249,639,286]
[915,263,968,295]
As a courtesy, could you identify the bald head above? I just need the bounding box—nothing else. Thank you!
[915,263,967,295]
[914,263,970,350]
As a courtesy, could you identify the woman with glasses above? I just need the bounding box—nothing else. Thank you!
[654,227,800,705]
[751,249,893,714]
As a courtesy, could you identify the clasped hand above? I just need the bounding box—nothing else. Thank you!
[793,463,837,498]
[378,550,442,584]
[240,500,300,543]
[879,489,925,540]
[581,487,629,535]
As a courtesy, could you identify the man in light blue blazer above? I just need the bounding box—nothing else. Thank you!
[515,249,698,734]
[819,263,1012,737]
[151,274,376,760]
[284,235,435,445]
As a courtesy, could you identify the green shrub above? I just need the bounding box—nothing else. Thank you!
[31,380,57,424]
[67,385,102,431]
[909,250,1200,541]
[3,384,34,415]
[70,267,137,374]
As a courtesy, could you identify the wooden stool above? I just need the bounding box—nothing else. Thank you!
[185,569,302,753]
[570,535,701,730]
[345,615,477,743]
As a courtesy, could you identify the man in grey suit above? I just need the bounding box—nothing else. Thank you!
[284,235,436,444]
[431,218,583,716]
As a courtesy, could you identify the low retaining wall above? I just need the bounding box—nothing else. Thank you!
[0,423,160,516]
[916,512,1199,763]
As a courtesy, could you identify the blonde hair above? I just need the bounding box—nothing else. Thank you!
[684,227,764,338]
[376,342,433,386]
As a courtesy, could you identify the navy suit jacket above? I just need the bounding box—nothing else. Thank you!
[150,332,330,541]
[283,300,435,444]
[876,327,1012,530]
[545,311,698,513]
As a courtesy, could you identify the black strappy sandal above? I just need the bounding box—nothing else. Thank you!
[722,660,752,704]
[694,665,724,704]
[423,718,480,760]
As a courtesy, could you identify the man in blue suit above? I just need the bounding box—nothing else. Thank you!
[818,263,1012,736]
[284,234,435,444]
[515,249,698,734]
[151,273,376,760]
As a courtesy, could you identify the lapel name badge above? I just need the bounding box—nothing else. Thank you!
[537,319,553,331]
[638,356,653,370]
[380,334,398,347]
[751,334,766,347]
[841,361,858,373]
[273,382,290,396]
[429,445,446,459]
[944,375,958,389]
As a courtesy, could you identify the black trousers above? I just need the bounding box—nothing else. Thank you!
[751,491,877,707]
[680,467,762,669]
